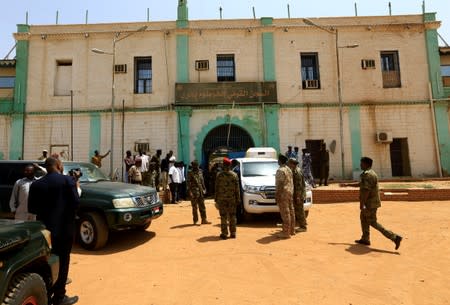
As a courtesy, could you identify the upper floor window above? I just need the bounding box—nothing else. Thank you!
[301,53,320,89]
[0,77,15,88]
[54,60,72,96]
[441,65,450,87]
[217,54,235,82]
[134,57,152,94]
[381,51,401,88]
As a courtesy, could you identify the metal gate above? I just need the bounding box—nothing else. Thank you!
[202,124,254,161]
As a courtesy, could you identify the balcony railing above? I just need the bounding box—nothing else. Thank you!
[175,81,277,106]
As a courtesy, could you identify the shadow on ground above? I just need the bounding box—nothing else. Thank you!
[328,242,400,255]
[72,230,156,255]
[197,235,223,243]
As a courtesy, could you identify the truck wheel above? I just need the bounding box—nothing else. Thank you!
[78,212,109,250]
[2,273,47,305]
[305,210,309,218]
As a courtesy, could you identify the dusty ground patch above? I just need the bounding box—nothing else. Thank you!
[68,200,450,305]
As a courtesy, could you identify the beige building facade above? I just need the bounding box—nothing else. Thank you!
[1,1,449,179]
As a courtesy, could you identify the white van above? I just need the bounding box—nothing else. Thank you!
[235,148,313,220]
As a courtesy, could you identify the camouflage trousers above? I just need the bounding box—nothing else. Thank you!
[360,208,398,242]
[276,193,295,235]
[190,194,206,223]
[141,171,151,186]
[293,196,307,229]
[217,200,237,236]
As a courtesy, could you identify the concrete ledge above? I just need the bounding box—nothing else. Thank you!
[312,188,450,203]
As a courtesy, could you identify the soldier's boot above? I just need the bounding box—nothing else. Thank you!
[355,239,371,245]
[220,234,228,240]
[201,219,211,224]
[394,235,403,250]
[230,232,236,239]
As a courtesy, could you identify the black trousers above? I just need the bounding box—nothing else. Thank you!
[170,182,180,203]
[51,236,73,300]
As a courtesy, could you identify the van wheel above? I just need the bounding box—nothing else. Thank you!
[78,212,109,250]
[2,273,47,305]
[305,210,309,218]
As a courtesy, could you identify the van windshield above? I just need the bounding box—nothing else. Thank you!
[63,163,109,183]
[242,161,278,177]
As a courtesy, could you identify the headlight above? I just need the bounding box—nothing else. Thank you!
[113,198,135,208]
[40,229,52,249]
[244,185,261,194]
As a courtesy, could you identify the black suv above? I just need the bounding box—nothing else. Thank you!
[0,160,163,250]
[0,219,59,305]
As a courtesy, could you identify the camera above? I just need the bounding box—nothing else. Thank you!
[68,168,83,178]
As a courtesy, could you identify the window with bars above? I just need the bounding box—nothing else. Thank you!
[134,57,152,94]
[441,65,450,87]
[381,51,401,88]
[300,53,320,89]
[217,54,235,82]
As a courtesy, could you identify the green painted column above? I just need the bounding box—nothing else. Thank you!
[434,102,450,175]
[9,24,29,159]
[424,12,450,174]
[348,105,362,172]
[89,113,101,159]
[424,13,444,99]
[260,17,278,151]
[176,107,192,166]
[264,105,280,152]
[260,18,275,81]
[176,35,189,82]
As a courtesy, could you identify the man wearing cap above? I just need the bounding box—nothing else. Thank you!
[288,158,307,232]
[275,154,295,238]
[343,157,403,250]
[215,157,240,239]
[38,149,48,161]
[188,160,210,225]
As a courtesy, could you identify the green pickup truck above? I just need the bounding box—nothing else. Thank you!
[0,219,59,305]
[0,160,164,250]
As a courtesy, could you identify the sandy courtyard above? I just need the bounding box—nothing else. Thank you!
[68,200,450,305]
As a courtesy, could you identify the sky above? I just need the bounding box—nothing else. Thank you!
[1,0,449,58]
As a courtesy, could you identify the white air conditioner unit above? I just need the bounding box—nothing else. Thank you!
[304,79,319,89]
[376,131,393,143]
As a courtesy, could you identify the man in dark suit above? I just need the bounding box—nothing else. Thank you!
[28,157,80,305]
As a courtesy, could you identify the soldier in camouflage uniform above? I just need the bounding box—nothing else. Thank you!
[288,158,307,232]
[215,157,240,239]
[187,160,210,225]
[275,154,295,239]
[353,157,403,250]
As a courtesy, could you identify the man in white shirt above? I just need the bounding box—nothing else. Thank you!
[139,151,150,186]
[9,164,41,220]
[169,161,181,203]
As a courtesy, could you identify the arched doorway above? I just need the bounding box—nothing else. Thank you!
[201,124,254,195]
[202,124,255,162]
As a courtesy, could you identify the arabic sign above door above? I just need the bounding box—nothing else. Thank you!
[175,81,277,105]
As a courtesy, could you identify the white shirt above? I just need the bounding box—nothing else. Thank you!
[169,165,182,183]
[9,177,37,221]
[140,154,150,173]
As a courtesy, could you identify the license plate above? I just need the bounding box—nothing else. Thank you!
[153,207,160,213]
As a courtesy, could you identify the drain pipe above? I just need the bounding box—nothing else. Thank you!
[429,82,443,177]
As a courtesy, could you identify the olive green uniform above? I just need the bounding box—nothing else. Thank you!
[215,170,240,237]
[292,166,307,229]
[187,169,207,224]
[359,169,399,243]
[275,164,295,236]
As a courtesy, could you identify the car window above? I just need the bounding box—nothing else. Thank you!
[242,161,278,177]
[63,163,109,183]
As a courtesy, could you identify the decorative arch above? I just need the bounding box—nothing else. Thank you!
[193,115,263,163]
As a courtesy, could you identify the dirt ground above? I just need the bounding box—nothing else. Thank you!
[68,200,450,305]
